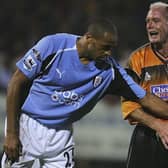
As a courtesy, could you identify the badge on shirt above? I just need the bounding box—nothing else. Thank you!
[93,76,103,87]
[23,55,37,70]
[144,72,152,81]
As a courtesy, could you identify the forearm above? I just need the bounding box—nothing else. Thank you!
[6,77,23,135]
[138,93,168,119]
[6,69,30,135]
[128,108,163,131]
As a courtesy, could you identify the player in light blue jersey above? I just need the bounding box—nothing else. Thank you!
[2,18,168,168]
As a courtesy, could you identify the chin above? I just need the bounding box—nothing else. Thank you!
[149,38,160,44]
[150,41,163,49]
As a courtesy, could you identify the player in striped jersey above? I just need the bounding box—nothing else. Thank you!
[2,18,168,168]
[122,2,168,168]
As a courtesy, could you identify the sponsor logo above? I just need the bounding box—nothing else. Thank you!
[93,76,103,87]
[51,90,84,108]
[56,68,65,79]
[23,55,37,70]
[151,84,168,100]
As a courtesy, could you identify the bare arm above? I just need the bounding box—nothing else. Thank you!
[128,108,168,149]
[4,69,30,161]
[137,93,168,119]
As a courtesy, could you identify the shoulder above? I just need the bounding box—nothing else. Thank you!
[40,33,76,42]
[130,43,151,59]
[35,33,79,51]
[41,33,79,47]
[127,43,151,64]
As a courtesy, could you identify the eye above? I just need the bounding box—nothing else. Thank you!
[146,19,149,24]
[153,18,160,23]
[102,45,112,51]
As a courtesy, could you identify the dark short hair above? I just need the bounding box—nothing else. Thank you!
[87,18,118,40]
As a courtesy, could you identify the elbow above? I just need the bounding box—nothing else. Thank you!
[137,93,150,108]
[7,70,30,93]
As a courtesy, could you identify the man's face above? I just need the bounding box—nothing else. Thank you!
[146,8,168,44]
[83,32,118,60]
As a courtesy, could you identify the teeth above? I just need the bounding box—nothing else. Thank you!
[150,31,158,35]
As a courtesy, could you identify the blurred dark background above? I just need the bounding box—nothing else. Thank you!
[0,0,152,71]
[0,0,167,167]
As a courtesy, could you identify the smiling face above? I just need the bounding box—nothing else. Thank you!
[146,7,168,45]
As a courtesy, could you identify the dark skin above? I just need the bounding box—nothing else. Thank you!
[77,32,116,64]
[4,31,168,161]
[4,69,29,162]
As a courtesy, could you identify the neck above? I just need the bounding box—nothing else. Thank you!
[152,43,168,58]
[76,37,92,64]
[79,57,90,64]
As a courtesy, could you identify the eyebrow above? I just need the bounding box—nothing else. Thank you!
[102,41,117,48]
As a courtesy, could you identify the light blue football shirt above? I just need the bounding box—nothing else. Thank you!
[16,33,146,127]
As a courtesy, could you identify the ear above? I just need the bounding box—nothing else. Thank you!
[85,32,93,40]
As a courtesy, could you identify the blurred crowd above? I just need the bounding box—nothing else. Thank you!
[0,0,163,92]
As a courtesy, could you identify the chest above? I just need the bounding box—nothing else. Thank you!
[40,51,103,88]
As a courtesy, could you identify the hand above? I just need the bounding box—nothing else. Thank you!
[3,133,22,162]
[128,118,138,125]
[154,119,168,150]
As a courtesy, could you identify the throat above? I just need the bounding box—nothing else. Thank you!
[152,44,168,58]
[155,50,168,58]
[79,57,91,64]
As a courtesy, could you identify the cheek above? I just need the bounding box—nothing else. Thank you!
[88,44,97,54]
[160,26,168,36]
[87,43,93,50]
[89,42,96,49]
[146,23,150,30]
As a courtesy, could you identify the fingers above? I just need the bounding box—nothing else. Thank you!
[129,121,138,125]
[3,140,22,162]
[128,119,138,125]
[155,120,168,150]
[5,159,13,167]
[156,132,168,150]
[19,143,23,156]
[4,145,20,162]
[160,138,168,150]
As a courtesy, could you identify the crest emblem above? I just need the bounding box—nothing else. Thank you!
[93,76,103,87]
[23,55,37,70]
[144,72,151,81]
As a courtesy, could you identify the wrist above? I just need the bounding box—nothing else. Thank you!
[6,129,19,135]
[150,118,162,132]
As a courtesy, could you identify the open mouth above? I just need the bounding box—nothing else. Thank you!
[149,31,159,37]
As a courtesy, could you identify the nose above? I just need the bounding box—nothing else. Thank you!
[104,50,112,56]
[146,20,154,29]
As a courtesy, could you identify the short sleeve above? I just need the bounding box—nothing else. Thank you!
[16,36,55,79]
[121,99,141,119]
[121,51,144,119]
[107,60,146,100]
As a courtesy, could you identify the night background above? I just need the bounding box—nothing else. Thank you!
[0,0,167,167]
